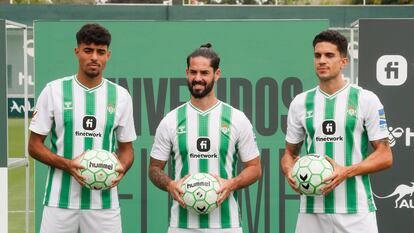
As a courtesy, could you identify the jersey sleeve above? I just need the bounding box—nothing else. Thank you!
[150,116,173,161]
[285,96,306,144]
[116,90,137,143]
[361,91,390,141]
[236,113,260,162]
[29,84,54,135]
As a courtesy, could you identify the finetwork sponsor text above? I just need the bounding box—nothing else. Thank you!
[190,153,218,159]
[316,136,344,142]
[75,131,102,138]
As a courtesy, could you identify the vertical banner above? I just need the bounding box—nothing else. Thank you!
[359,19,414,233]
[35,20,327,233]
[0,19,9,233]
[0,20,7,167]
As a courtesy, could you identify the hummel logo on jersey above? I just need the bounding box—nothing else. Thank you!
[64,101,72,109]
[83,116,97,130]
[177,125,186,134]
[322,120,336,135]
[306,110,313,119]
[197,138,210,152]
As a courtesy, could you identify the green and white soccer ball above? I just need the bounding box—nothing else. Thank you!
[181,173,220,215]
[79,149,119,190]
[291,154,334,196]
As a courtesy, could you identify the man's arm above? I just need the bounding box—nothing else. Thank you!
[215,156,262,205]
[321,138,393,195]
[148,157,188,207]
[116,141,134,172]
[281,141,303,194]
[28,131,85,185]
[148,157,171,192]
[110,141,134,188]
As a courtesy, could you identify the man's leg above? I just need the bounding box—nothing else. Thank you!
[295,213,333,233]
[40,206,80,233]
[80,208,122,233]
[333,212,378,233]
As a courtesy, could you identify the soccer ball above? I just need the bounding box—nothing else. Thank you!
[181,173,220,215]
[291,154,334,195]
[79,149,119,190]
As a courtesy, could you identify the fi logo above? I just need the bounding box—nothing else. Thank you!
[322,120,336,135]
[197,138,210,152]
[83,116,97,130]
[376,55,407,86]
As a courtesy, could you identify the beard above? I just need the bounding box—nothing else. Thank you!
[187,79,215,99]
[85,70,100,79]
[84,63,101,79]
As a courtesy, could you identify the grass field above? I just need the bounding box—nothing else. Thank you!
[8,118,35,233]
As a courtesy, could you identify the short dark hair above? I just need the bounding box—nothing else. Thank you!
[76,23,111,47]
[186,43,220,71]
[313,30,348,57]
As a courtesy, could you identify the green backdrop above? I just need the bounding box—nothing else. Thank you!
[34,20,327,233]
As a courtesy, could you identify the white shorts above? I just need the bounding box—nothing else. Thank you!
[168,227,243,233]
[295,212,378,233]
[40,206,122,233]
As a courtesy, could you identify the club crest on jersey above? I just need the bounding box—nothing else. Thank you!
[64,101,72,109]
[107,104,115,114]
[347,105,357,117]
[177,125,186,134]
[221,124,230,135]
[306,110,313,119]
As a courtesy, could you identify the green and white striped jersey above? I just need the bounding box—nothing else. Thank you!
[151,101,259,229]
[286,82,389,214]
[30,75,136,209]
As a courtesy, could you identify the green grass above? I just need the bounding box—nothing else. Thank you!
[8,118,35,233]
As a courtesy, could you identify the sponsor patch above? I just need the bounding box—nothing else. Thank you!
[378,108,387,129]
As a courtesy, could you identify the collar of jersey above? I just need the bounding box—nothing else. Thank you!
[188,100,222,116]
[74,75,105,92]
[317,79,350,99]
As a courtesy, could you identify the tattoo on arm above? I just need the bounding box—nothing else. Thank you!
[371,138,390,149]
[149,158,172,192]
[287,141,303,156]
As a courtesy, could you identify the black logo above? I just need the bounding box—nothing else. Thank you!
[299,174,308,181]
[385,61,399,80]
[301,183,310,190]
[197,138,210,152]
[322,120,336,135]
[196,191,205,199]
[83,116,97,130]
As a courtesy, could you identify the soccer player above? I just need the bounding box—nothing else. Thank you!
[28,23,136,233]
[149,43,262,233]
[281,30,393,233]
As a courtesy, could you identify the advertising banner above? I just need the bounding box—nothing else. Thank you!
[8,97,34,118]
[359,19,414,233]
[35,20,328,233]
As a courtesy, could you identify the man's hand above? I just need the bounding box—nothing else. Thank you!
[109,154,126,189]
[167,174,190,208]
[281,141,303,194]
[211,174,238,206]
[67,153,86,186]
[285,156,301,194]
[320,156,350,196]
